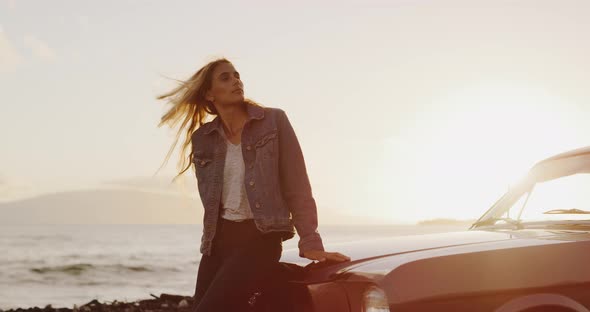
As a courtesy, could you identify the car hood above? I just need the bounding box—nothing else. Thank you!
[280,228,587,283]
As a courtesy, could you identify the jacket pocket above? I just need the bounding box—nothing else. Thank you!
[254,129,278,149]
[255,129,278,161]
[192,155,213,181]
[193,156,213,168]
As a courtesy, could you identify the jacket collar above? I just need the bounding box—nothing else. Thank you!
[204,101,265,135]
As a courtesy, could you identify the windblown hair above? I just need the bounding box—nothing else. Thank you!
[155,57,263,183]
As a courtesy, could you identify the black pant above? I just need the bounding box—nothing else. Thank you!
[193,217,284,312]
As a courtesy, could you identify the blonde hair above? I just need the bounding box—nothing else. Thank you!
[155,57,263,183]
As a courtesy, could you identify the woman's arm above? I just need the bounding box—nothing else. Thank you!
[276,108,325,258]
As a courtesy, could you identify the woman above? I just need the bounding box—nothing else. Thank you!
[157,57,350,311]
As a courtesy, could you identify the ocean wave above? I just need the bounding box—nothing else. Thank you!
[29,263,181,275]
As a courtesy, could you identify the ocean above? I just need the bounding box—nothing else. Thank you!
[0,224,468,309]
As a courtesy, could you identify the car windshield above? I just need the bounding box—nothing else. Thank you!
[472,153,590,229]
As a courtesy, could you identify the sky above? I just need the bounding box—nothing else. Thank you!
[1,0,589,224]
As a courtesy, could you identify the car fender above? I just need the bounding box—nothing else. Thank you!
[495,293,590,312]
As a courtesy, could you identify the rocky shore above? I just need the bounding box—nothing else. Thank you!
[1,262,313,312]
[1,294,195,312]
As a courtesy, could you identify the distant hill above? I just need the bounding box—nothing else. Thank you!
[0,186,386,225]
[0,188,201,224]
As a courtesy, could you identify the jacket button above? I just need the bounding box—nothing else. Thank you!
[248,164,254,169]
[200,160,205,165]
[255,202,261,208]
[249,180,255,186]
[246,145,251,150]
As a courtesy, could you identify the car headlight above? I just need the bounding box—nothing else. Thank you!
[363,285,390,312]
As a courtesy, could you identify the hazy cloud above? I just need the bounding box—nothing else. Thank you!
[77,15,90,30]
[23,33,57,63]
[0,26,25,72]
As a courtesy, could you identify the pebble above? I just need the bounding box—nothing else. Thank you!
[3,294,195,312]
[178,300,189,308]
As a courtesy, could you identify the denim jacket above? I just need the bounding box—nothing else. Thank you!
[191,102,325,258]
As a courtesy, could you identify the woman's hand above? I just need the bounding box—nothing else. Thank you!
[303,250,351,262]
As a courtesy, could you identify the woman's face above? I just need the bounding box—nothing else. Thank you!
[206,62,244,106]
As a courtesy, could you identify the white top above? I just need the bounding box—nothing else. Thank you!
[219,131,254,221]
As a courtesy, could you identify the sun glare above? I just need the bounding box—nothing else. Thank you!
[377,83,583,223]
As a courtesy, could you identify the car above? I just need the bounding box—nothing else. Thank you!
[253,146,590,312]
